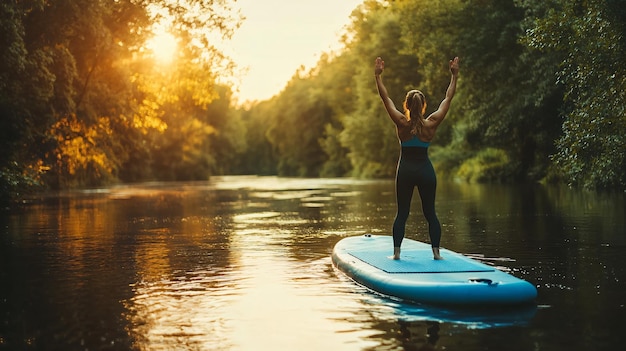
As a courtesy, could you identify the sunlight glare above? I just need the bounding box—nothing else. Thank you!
[147,29,178,64]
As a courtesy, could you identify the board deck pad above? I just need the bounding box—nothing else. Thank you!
[349,250,495,274]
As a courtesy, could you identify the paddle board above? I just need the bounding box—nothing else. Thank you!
[332,234,537,306]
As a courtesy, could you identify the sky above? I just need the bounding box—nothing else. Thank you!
[224,0,363,103]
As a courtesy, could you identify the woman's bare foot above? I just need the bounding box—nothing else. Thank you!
[390,247,401,260]
[432,247,443,260]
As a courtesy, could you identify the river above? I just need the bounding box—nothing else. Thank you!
[1,176,625,350]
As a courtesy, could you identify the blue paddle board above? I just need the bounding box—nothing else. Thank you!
[332,234,537,306]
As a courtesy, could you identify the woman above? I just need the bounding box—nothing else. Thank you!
[374,56,459,260]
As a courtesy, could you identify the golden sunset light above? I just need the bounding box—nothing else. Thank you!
[146,28,178,64]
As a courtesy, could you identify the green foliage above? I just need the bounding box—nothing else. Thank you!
[521,0,626,189]
[456,148,514,183]
[2,0,626,199]
[235,101,277,175]
[341,94,399,178]
[0,0,243,200]
[265,71,332,177]
[429,145,470,180]
[247,51,359,178]
[243,0,622,189]
[319,124,351,177]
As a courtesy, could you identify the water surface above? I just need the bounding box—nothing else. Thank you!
[1,176,625,350]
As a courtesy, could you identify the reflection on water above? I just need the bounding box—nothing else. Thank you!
[1,176,625,350]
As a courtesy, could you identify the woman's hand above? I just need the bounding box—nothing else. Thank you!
[374,57,385,76]
[449,57,459,76]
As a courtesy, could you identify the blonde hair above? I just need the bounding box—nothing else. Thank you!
[403,90,427,135]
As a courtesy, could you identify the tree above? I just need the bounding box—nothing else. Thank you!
[234,101,277,175]
[0,0,243,199]
[0,1,50,197]
[521,0,626,189]
[264,68,332,177]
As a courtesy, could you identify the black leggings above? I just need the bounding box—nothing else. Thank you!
[392,147,441,248]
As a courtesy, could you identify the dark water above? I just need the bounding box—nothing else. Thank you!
[1,176,625,350]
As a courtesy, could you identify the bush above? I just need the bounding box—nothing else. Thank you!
[456,148,513,183]
[430,145,470,179]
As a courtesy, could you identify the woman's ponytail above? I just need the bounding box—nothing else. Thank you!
[403,90,427,136]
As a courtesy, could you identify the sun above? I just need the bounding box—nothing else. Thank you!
[147,29,178,64]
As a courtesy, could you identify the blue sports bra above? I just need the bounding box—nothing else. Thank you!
[401,135,430,148]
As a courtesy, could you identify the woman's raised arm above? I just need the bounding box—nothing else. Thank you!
[426,57,459,126]
[374,57,406,127]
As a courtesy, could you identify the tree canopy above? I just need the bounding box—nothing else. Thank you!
[240,0,625,190]
[2,0,625,202]
[1,0,244,201]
